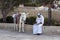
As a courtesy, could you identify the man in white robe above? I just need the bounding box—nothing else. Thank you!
[33,13,44,35]
[19,12,27,32]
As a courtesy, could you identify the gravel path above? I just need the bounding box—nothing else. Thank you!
[0,29,60,40]
[0,23,60,40]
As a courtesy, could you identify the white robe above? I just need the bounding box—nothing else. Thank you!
[33,15,44,34]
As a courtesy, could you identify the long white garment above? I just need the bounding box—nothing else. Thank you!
[19,12,27,32]
[33,15,44,34]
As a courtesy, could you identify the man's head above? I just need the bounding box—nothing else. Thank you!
[37,13,41,18]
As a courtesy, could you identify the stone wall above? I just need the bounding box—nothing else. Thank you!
[0,23,60,35]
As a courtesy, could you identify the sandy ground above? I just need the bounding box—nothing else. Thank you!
[0,29,60,40]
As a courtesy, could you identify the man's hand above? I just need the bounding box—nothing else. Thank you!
[40,22,42,24]
[36,22,42,25]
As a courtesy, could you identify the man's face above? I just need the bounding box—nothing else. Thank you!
[38,15,41,18]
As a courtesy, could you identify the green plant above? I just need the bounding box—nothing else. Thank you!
[44,18,56,26]
[24,3,37,7]
[25,16,36,25]
[0,18,3,23]
[44,18,48,25]
[26,17,56,25]
[51,19,56,25]
[6,16,13,23]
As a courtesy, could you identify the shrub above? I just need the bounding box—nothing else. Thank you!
[0,18,3,23]
[51,19,56,25]
[24,3,37,7]
[25,16,36,25]
[44,18,48,25]
[44,18,56,26]
[26,17,56,26]
[6,16,13,23]
[0,16,59,26]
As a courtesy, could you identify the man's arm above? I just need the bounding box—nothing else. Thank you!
[36,22,42,25]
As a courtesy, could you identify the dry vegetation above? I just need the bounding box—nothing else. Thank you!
[0,7,60,22]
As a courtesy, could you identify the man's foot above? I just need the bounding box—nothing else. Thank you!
[36,33,41,35]
[33,34,40,35]
[36,33,42,35]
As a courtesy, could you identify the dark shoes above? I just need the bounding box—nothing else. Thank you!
[34,33,42,35]
[36,33,41,35]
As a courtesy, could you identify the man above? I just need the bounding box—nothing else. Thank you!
[33,13,44,35]
[19,11,27,32]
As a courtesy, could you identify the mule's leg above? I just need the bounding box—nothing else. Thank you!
[14,19,16,31]
[22,21,24,32]
[19,20,21,32]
